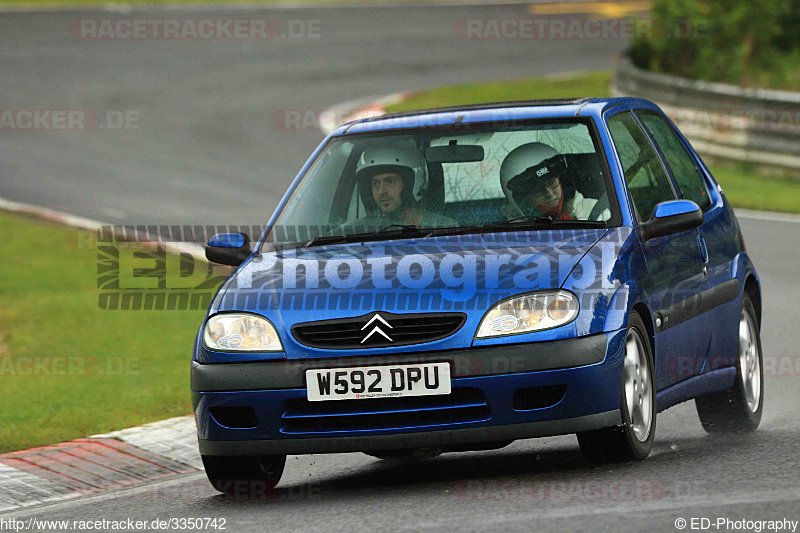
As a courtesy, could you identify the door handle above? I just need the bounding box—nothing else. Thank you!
[697,233,709,264]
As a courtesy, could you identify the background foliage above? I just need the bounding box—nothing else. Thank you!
[629,0,800,89]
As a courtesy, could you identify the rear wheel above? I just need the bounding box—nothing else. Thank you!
[577,311,656,463]
[695,295,763,432]
[201,454,286,498]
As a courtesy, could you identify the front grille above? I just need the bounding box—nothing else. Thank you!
[280,387,490,434]
[292,311,467,349]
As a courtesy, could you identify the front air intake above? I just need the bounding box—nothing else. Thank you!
[513,385,568,411]
[209,406,258,429]
[292,311,467,349]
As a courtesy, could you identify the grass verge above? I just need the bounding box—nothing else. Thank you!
[0,212,223,453]
[385,70,800,214]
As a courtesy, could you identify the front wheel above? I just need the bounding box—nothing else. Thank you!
[695,295,764,433]
[577,311,656,463]
[201,454,286,498]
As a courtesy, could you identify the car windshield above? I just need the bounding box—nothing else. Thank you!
[265,118,617,249]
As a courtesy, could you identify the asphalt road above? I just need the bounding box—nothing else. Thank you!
[2,4,800,532]
[0,3,624,227]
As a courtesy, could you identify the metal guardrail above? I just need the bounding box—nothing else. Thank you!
[613,58,800,177]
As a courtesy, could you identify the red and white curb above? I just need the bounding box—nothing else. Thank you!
[0,417,199,513]
[0,462,74,512]
[318,91,409,136]
[0,196,208,262]
[90,416,201,470]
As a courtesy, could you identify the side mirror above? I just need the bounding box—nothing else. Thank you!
[640,200,703,241]
[205,233,251,266]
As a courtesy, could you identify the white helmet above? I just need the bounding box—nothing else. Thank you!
[499,142,566,215]
[355,143,428,203]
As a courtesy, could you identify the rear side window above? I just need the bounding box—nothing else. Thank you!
[637,110,711,211]
[607,112,676,221]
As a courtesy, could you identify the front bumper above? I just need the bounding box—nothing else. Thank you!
[199,410,621,455]
[193,330,626,455]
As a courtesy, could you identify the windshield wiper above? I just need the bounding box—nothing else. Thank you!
[435,216,607,237]
[505,215,554,225]
[304,225,434,248]
[378,224,429,234]
[300,218,605,248]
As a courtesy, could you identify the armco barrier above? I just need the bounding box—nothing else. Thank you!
[613,58,800,178]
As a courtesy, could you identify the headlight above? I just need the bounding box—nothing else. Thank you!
[203,313,283,352]
[476,290,579,338]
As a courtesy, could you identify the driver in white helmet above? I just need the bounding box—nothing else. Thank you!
[349,143,456,228]
[499,142,610,221]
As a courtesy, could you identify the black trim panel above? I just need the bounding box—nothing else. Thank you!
[292,311,467,350]
[191,333,608,392]
[198,409,621,455]
[658,278,740,331]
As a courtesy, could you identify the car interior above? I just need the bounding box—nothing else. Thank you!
[324,128,614,231]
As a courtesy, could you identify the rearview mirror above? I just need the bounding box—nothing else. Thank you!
[425,143,484,163]
[640,200,703,241]
[205,233,251,266]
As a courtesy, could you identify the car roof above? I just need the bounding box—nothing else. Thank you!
[334,97,653,135]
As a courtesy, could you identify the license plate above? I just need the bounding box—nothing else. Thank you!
[306,362,451,402]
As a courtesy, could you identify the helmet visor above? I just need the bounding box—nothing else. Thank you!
[506,154,569,197]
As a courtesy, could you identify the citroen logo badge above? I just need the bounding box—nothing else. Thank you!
[360,314,393,344]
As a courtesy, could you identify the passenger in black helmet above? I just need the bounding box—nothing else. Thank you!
[500,142,610,221]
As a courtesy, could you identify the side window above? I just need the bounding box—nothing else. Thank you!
[607,112,676,221]
[278,141,355,227]
[637,110,711,211]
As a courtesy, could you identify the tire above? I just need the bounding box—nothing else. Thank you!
[695,295,764,433]
[201,454,286,498]
[577,311,656,463]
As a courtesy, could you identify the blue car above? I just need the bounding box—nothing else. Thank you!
[193,97,763,496]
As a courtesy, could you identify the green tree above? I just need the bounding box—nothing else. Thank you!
[630,0,799,89]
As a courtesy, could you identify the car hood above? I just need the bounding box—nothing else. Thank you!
[211,228,609,357]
